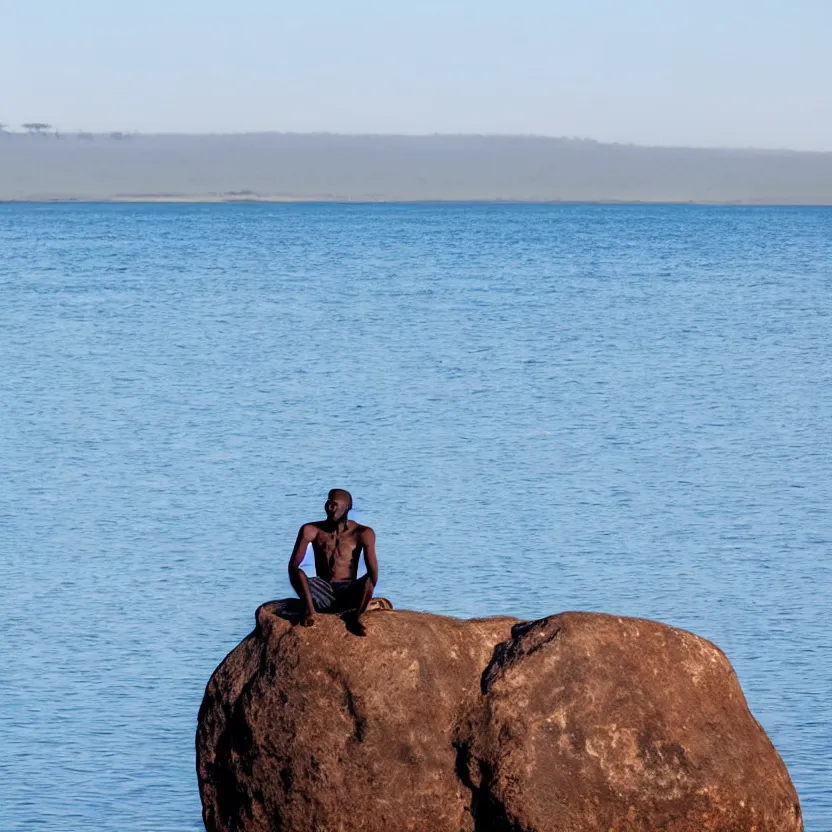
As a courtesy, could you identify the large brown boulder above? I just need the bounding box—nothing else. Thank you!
[197,605,802,832]
[196,600,517,832]
[457,612,803,832]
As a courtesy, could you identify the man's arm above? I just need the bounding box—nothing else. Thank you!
[288,524,317,625]
[361,526,379,586]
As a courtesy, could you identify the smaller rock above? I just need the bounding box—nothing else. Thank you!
[458,612,803,832]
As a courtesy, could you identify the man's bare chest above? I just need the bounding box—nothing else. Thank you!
[314,530,361,558]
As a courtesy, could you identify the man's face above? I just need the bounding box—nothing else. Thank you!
[325,494,350,522]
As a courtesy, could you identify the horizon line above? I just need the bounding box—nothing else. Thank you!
[4,197,832,208]
[1,128,830,156]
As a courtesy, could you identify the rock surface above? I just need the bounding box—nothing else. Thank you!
[196,600,517,832]
[458,612,803,832]
[197,605,802,832]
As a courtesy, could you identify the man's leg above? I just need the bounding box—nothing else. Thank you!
[354,574,375,617]
[338,576,376,635]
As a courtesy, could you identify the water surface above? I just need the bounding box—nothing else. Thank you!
[1,203,830,830]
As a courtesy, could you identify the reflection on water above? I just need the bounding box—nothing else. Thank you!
[1,203,830,830]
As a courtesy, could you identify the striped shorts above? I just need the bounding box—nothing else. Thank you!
[308,576,366,613]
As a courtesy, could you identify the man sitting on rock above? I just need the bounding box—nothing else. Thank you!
[288,488,382,634]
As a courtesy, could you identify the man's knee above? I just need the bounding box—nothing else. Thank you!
[349,576,374,608]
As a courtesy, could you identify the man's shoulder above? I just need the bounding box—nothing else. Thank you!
[353,522,375,538]
[301,521,325,538]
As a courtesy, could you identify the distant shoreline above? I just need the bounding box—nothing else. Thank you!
[3,133,832,204]
[3,197,832,206]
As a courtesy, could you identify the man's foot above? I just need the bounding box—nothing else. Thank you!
[300,611,316,627]
[344,611,367,637]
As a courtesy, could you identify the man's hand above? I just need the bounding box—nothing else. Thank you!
[300,611,316,627]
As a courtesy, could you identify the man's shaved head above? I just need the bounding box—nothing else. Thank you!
[327,488,353,510]
[324,489,353,526]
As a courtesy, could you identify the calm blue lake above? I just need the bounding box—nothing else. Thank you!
[1,203,830,830]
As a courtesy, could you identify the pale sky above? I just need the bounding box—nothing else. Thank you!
[2,0,831,150]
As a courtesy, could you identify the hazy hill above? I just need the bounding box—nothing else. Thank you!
[2,132,832,203]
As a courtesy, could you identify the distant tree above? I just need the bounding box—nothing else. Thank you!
[77,131,95,141]
[22,122,53,135]
[109,131,129,140]
[0,122,7,132]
